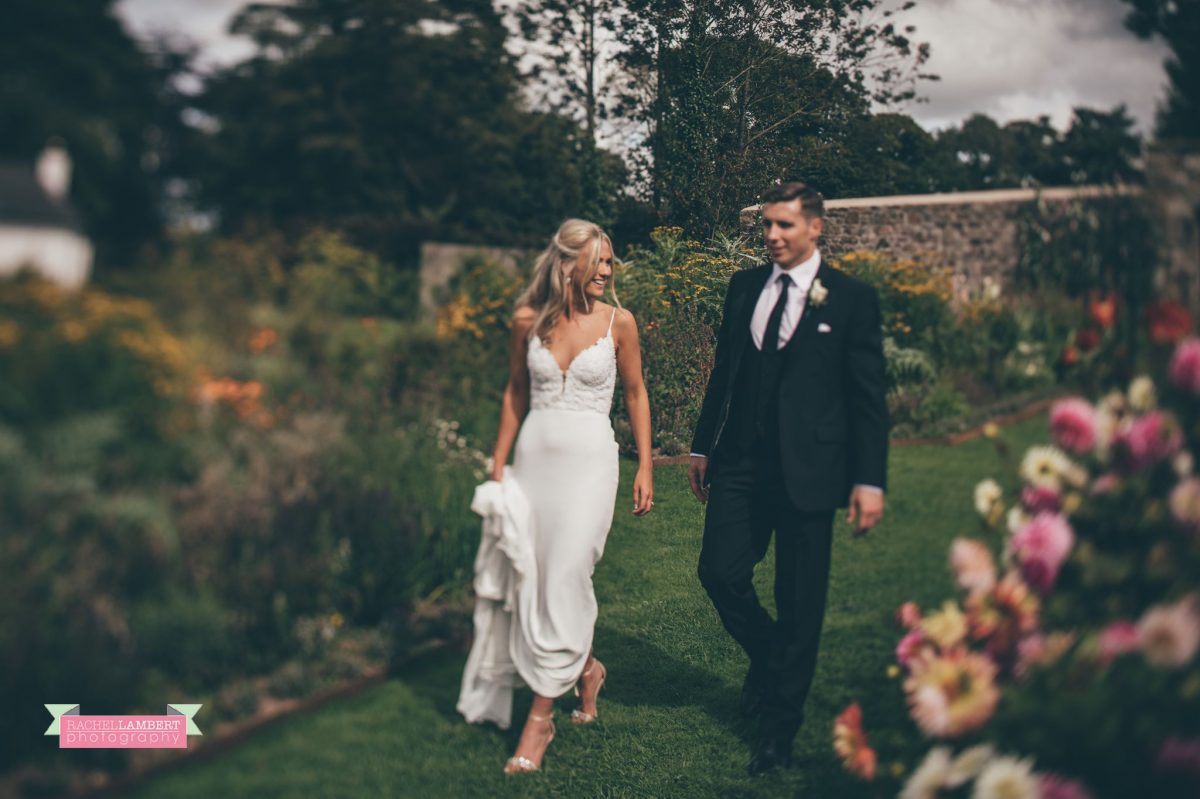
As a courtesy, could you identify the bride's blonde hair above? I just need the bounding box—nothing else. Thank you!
[517,218,621,342]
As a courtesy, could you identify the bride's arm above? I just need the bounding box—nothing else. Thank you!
[490,308,535,481]
[614,308,654,515]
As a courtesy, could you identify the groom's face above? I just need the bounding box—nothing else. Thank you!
[762,200,822,269]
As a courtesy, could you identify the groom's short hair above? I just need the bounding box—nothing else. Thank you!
[762,181,824,219]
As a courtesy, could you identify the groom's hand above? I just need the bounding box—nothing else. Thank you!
[847,487,884,536]
[687,455,709,503]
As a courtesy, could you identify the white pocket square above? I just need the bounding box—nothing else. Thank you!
[817,323,832,333]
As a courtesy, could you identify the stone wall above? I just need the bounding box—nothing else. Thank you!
[740,185,1144,302]
[418,242,531,316]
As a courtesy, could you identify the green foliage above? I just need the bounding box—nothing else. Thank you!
[289,230,417,319]
[883,336,937,388]
[1015,194,1156,303]
[1121,0,1200,138]
[832,250,954,350]
[934,107,1143,189]
[0,418,181,770]
[614,227,756,452]
[0,274,194,477]
[1014,193,1158,388]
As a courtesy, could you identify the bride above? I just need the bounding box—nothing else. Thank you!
[456,218,654,773]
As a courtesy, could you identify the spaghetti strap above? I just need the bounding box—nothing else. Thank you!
[607,307,618,336]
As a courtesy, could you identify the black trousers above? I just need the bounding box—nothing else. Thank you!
[697,446,835,737]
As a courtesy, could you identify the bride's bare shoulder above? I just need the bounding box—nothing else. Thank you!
[612,306,639,338]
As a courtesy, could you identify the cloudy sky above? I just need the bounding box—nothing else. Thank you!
[115,0,1171,135]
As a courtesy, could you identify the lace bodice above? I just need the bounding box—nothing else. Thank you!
[527,310,617,415]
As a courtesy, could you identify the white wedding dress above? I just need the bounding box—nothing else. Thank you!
[457,309,621,729]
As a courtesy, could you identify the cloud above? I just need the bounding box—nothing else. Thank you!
[115,0,261,68]
[887,0,1170,133]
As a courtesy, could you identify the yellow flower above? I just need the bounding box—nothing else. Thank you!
[0,319,21,349]
[921,600,968,649]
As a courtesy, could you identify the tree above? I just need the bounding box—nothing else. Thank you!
[509,0,621,224]
[1056,106,1142,185]
[605,0,934,233]
[1121,0,1200,138]
[195,0,606,256]
[0,0,187,266]
[932,108,1142,192]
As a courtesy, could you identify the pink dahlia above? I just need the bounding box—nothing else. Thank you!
[1050,398,1097,454]
[1138,595,1200,668]
[950,538,997,594]
[1039,773,1096,799]
[1169,338,1200,394]
[1021,484,1062,514]
[1015,631,1075,678]
[1155,737,1200,777]
[1097,620,1141,664]
[1169,477,1200,534]
[1089,472,1122,496]
[1011,512,1075,592]
[896,628,928,669]
[1019,554,1061,593]
[1115,411,1184,473]
[896,601,922,629]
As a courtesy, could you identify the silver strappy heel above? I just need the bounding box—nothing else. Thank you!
[504,711,555,774]
[571,659,607,724]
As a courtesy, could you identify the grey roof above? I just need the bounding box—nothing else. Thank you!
[0,163,84,232]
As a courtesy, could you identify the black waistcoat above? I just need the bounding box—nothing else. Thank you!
[724,329,791,458]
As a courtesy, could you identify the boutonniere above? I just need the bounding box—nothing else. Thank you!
[809,278,829,307]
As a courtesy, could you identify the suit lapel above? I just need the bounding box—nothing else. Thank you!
[789,257,831,346]
[726,264,772,380]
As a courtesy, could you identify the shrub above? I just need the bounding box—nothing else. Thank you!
[611,228,756,451]
[833,250,954,350]
[0,274,194,476]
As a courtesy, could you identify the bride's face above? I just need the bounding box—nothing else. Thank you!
[566,238,614,302]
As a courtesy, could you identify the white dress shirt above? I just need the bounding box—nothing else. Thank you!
[750,249,822,351]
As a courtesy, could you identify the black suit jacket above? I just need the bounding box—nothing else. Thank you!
[690,260,890,511]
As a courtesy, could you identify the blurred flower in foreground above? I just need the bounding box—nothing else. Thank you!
[832,703,876,781]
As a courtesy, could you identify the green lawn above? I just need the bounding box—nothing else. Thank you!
[131,417,1046,798]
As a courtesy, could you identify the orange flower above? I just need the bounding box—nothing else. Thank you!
[1088,294,1117,330]
[1059,345,1079,366]
[248,327,278,353]
[1146,301,1194,345]
[194,375,266,420]
[833,703,877,781]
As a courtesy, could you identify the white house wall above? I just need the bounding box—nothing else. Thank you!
[0,225,93,289]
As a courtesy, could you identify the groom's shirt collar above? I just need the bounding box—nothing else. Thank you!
[770,247,821,291]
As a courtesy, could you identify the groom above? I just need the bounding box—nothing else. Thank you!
[688,181,889,776]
